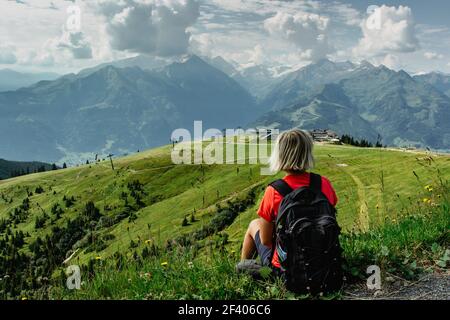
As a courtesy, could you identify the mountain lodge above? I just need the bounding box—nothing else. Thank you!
[309,129,340,143]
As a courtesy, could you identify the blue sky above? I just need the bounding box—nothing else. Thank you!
[0,0,449,75]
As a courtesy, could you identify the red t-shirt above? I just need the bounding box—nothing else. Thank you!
[257,172,338,268]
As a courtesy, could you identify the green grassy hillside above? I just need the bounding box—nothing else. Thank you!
[0,142,448,299]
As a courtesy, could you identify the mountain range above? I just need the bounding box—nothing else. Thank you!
[0,55,449,164]
[414,72,450,98]
[200,56,287,100]
[255,62,450,149]
[0,69,60,92]
[0,55,256,163]
[260,59,357,111]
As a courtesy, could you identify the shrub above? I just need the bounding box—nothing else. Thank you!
[35,186,45,194]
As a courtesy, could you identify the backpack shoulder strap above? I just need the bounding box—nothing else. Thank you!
[309,173,322,195]
[269,179,293,197]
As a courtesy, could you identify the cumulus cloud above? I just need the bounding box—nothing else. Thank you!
[264,11,331,62]
[19,49,55,67]
[247,44,267,65]
[190,33,216,57]
[56,27,93,59]
[0,45,17,64]
[353,5,419,58]
[380,54,402,70]
[20,27,93,66]
[227,44,269,67]
[424,51,444,60]
[96,0,200,56]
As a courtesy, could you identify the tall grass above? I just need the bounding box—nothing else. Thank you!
[342,200,449,280]
[47,193,449,300]
[342,159,449,280]
[48,248,291,300]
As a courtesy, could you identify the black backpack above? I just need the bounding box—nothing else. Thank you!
[270,173,343,295]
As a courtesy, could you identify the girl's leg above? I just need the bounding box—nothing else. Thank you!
[240,219,262,260]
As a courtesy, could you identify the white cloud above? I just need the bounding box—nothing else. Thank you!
[226,44,269,67]
[15,26,93,68]
[326,2,362,27]
[96,0,200,57]
[380,54,402,70]
[19,50,55,67]
[190,29,268,65]
[247,44,266,65]
[353,5,419,58]
[264,11,331,62]
[0,45,17,64]
[190,33,216,56]
[424,51,444,60]
[56,27,93,59]
[208,0,318,16]
[0,0,449,74]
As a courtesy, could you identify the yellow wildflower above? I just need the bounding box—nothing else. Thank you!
[161,261,169,267]
[95,256,102,260]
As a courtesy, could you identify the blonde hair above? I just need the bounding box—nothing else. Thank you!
[269,129,314,173]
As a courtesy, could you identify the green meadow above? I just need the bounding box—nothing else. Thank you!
[0,141,448,299]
